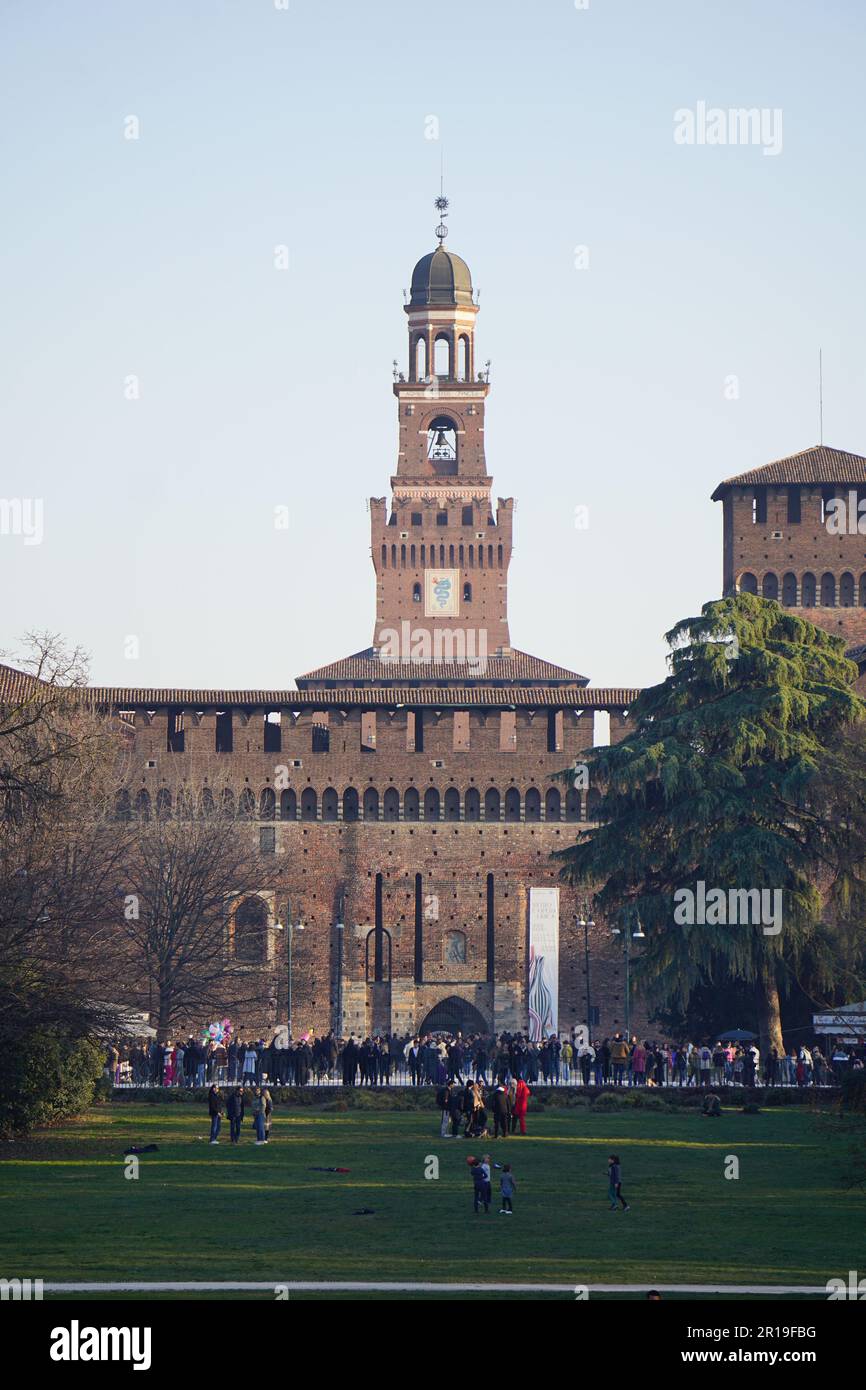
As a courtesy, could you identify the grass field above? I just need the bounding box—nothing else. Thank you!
[1,1100,861,1300]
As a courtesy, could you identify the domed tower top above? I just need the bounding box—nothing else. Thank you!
[409,246,474,307]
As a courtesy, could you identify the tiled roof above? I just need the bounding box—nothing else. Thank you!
[0,662,50,704]
[711,445,866,499]
[296,647,588,686]
[84,686,634,709]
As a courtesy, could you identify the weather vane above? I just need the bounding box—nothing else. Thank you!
[434,193,449,246]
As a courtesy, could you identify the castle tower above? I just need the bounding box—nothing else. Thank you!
[370,202,514,664]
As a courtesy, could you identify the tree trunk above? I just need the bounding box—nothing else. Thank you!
[756,972,784,1063]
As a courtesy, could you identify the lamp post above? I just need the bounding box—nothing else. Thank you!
[576,900,595,1038]
[335,893,345,1037]
[275,903,304,1039]
[612,911,645,1040]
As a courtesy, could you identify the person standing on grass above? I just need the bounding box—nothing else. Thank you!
[437,1080,453,1137]
[252,1086,267,1144]
[512,1076,530,1135]
[227,1086,244,1144]
[262,1087,274,1141]
[208,1084,224,1144]
[608,1154,630,1211]
[469,1157,489,1213]
[492,1082,510,1139]
[498,1163,516,1214]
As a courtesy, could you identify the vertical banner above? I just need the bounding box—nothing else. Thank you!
[528,886,560,1041]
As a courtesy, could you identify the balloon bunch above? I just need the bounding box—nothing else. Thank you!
[201,1018,232,1044]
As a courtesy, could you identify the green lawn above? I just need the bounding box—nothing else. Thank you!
[0,1101,860,1299]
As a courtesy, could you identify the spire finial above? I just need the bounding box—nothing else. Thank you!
[434,153,449,246]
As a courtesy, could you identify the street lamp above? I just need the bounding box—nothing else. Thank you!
[576,900,595,1039]
[275,903,305,1039]
[611,912,645,1040]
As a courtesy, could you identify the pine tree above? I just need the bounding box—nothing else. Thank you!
[556,593,866,1057]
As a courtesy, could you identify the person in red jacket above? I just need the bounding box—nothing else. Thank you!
[512,1077,530,1135]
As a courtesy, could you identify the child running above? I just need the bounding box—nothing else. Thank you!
[608,1153,630,1211]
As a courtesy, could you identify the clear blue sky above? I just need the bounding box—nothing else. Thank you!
[2,0,865,691]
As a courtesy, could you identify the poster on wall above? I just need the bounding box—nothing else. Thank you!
[424,568,460,617]
[528,886,560,1042]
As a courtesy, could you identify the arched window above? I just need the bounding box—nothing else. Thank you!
[234,896,268,964]
[365,927,392,983]
[464,787,480,821]
[782,572,798,606]
[221,787,235,819]
[410,544,416,566]
[762,572,779,601]
[300,787,317,821]
[322,787,338,821]
[424,787,440,821]
[363,787,379,821]
[413,582,421,603]
[427,416,457,472]
[504,787,521,822]
[463,582,472,602]
[415,336,427,381]
[739,572,758,595]
[176,788,193,819]
[433,334,451,378]
[860,573,866,607]
[444,787,461,821]
[135,788,152,820]
[484,787,501,821]
[342,787,359,822]
[545,787,561,821]
[238,788,256,819]
[115,789,131,822]
[457,335,469,382]
[259,787,276,820]
[445,929,467,965]
[840,572,855,607]
[156,788,172,819]
[525,788,541,821]
[403,787,420,821]
[565,787,581,821]
[802,572,816,607]
[383,787,400,821]
[280,788,297,820]
[821,572,836,607]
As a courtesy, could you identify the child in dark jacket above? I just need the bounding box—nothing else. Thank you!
[469,1157,491,1213]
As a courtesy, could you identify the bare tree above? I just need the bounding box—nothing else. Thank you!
[118,812,264,1037]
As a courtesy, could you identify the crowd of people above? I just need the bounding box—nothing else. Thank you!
[105,1029,865,1089]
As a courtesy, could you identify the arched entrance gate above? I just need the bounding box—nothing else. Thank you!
[417,995,488,1036]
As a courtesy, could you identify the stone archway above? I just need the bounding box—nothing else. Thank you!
[417,995,488,1037]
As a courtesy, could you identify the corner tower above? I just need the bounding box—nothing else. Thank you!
[370,202,514,659]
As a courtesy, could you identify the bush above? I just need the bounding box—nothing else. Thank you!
[839,1069,866,1114]
[591,1091,623,1111]
[0,1032,105,1137]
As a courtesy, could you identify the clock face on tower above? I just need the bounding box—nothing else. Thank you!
[424,569,460,617]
